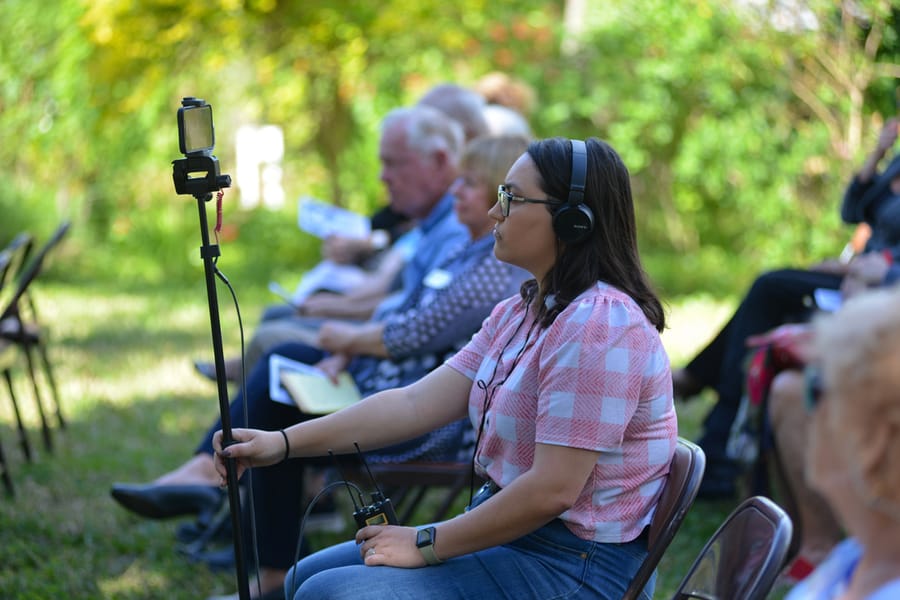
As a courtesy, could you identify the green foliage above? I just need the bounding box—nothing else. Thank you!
[528,1,895,294]
[8,7,899,594]
[0,0,898,296]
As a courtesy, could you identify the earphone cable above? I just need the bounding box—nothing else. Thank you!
[468,298,540,504]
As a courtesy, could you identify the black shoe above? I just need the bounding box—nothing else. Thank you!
[176,519,206,544]
[194,360,217,382]
[187,545,237,573]
[111,483,224,519]
[176,513,233,545]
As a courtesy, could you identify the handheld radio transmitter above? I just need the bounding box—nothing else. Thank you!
[334,444,400,529]
[353,491,399,528]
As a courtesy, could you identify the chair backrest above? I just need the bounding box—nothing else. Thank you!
[0,233,33,294]
[622,437,707,600]
[0,233,33,327]
[0,222,70,323]
[0,248,13,288]
[671,495,794,600]
[364,460,477,525]
[0,249,14,372]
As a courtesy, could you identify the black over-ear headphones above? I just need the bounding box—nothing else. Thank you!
[552,139,594,243]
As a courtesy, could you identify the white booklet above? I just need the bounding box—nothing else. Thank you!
[269,353,360,414]
[297,196,370,240]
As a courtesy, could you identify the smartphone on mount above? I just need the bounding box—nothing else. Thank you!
[177,99,215,156]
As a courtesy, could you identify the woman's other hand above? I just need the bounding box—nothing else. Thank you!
[356,525,428,568]
[314,353,351,384]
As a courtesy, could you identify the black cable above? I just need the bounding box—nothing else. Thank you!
[214,266,363,599]
[289,479,364,596]
[213,265,263,599]
[468,299,539,505]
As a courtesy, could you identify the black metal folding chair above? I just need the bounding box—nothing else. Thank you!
[670,495,793,600]
[0,233,35,465]
[0,394,13,495]
[0,221,71,453]
[363,460,480,525]
[0,334,14,495]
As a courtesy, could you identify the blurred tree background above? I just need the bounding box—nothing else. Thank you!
[1,0,899,298]
[0,3,898,597]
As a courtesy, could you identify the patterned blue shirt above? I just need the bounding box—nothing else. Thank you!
[372,192,469,318]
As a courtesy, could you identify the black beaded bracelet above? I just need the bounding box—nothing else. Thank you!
[279,429,290,463]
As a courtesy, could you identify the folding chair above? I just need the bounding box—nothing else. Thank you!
[341,420,480,526]
[671,495,793,600]
[0,338,15,496]
[622,437,706,600]
[0,221,71,453]
[340,459,476,526]
[0,234,35,463]
[0,418,12,496]
[366,460,480,525]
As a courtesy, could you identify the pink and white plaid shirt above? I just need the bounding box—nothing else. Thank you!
[447,282,677,543]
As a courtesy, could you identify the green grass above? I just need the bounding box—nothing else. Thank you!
[0,283,759,598]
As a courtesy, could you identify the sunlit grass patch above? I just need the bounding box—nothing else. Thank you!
[0,283,746,598]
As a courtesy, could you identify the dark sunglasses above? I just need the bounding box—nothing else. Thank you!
[497,185,561,217]
[804,365,823,412]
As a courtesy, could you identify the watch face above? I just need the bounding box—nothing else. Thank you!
[416,527,434,548]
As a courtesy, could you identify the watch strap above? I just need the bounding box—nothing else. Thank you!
[416,526,443,565]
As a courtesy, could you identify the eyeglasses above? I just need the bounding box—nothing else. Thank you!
[497,185,561,217]
[804,365,823,412]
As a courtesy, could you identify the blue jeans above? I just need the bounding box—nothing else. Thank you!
[285,485,654,600]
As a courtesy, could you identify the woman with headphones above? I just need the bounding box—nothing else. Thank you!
[215,137,677,600]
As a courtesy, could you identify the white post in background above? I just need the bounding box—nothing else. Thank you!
[235,124,285,209]
[562,0,587,55]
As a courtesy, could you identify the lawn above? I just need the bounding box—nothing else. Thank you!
[0,280,768,599]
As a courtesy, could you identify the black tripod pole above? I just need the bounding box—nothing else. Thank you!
[194,192,251,600]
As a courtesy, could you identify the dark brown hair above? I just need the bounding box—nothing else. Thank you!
[523,137,665,332]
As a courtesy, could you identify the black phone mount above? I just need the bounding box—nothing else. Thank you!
[172,97,231,199]
[171,98,249,600]
[172,154,231,199]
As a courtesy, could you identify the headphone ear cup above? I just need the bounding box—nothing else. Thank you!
[553,203,594,243]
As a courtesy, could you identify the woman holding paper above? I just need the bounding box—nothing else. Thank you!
[111,134,532,599]
[216,137,676,600]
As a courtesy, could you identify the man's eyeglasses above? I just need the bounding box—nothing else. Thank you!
[804,365,823,412]
[497,185,561,217]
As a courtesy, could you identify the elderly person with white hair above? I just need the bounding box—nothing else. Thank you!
[785,284,900,599]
